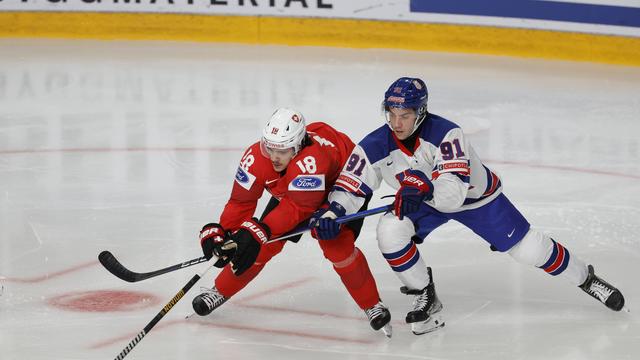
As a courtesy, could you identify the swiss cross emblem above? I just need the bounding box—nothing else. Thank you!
[271,128,279,134]
[292,114,300,123]
[394,87,402,93]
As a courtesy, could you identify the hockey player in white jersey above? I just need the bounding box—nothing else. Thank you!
[311,77,625,335]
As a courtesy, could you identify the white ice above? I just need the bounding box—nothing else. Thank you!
[0,39,639,360]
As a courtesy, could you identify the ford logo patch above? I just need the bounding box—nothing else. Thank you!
[292,176,322,189]
[235,168,249,183]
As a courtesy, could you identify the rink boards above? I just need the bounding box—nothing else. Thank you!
[1,1,640,65]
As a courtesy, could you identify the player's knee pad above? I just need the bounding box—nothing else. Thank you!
[376,212,416,253]
[318,228,356,264]
[507,229,553,267]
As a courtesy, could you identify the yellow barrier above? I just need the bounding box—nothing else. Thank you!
[1,12,639,66]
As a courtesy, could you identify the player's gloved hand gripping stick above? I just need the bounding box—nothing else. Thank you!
[99,203,392,283]
[105,204,391,360]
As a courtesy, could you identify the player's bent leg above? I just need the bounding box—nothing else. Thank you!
[508,229,588,285]
[377,212,430,290]
[377,212,444,335]
[508,229,624,311]
[192,239,286,316]
[318,228,391,336]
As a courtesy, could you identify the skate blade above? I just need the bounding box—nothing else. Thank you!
[184,311,196,320]
[381,323,393,338]
[411,314,445,335]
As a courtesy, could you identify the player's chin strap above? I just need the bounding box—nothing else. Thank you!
[98,203,393,284]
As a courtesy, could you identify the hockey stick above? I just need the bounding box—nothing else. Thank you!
[99,204,391,283]
[98,251,207,283]
[113,261,215,360]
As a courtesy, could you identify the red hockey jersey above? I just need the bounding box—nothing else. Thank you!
[219,122,355,237]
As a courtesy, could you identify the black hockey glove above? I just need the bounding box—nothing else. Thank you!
[228,218,271,276]
[199,223,233,268]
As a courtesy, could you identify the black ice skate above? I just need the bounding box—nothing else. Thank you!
[365,301,393,338]
[579,265,625,311]
[192,287,229,316]
[401,267,445,335]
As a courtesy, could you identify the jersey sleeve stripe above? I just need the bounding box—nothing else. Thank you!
[483,167,501,196]
[462,166,502,206]
[333,174,373,197]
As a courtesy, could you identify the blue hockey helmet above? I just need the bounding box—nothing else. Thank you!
[382,77,428,134]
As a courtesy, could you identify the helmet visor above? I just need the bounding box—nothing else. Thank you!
[260,137,295,158]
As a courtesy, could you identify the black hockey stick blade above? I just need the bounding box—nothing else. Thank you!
[98,251,209,283]
[99,251,142,282]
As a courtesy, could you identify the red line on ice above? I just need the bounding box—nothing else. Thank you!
[192,321,376,344]
[2,260,98,283]
[235,303,363,321]
[89,277,375,350]
[88,319,184,349]
[90,318,374,349]
[234,276,317,304]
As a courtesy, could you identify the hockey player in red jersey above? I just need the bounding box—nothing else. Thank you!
[191,108,392,336]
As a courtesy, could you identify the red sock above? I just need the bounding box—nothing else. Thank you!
[333,248,380,310]
[214,263,265,298]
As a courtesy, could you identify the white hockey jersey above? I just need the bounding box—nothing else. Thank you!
[329,114,502,214]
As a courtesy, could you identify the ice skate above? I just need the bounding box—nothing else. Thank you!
[365,301,392,338]
[192,286,229,316]
[579,265,625,311]
[401,267,445,335]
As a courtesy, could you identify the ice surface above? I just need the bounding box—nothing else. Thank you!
[1,39,639,360]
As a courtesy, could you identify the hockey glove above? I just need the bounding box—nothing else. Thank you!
[228,218,271,276]
[394,169,434,220]
[310,201,346,240]
[199,223,234,268]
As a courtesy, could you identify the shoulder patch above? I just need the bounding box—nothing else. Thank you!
[235,166,257,190]
[288,174,325,191]
[436,160,471,176]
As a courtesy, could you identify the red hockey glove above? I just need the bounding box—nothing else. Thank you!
[199,223,233,268]
[228,218,271,276]
[394,169,434,220]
